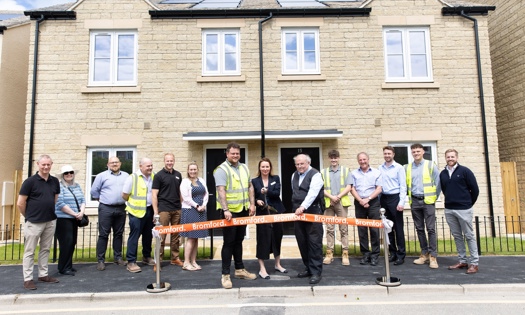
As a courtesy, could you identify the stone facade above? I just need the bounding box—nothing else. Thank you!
[475,0,525,221]
[21,0,503,237]
[0,14,30,227]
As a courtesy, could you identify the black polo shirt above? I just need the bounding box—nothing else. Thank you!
[152,168,182,211]
[19,172,60,223]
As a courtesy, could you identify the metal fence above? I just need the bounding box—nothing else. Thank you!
[1,215,524,263]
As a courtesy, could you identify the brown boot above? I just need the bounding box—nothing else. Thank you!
[323,249,334,265]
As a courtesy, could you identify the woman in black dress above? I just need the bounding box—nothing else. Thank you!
[251,157,287,279]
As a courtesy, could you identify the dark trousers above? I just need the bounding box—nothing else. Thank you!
[355,198,381,259]
[411,199,437,257]
[380,194,406,260]
[221,209,248,274]
[294,220,323,276]
[96,203,126,262]
[55,218,78,273]
[126,206,154,263]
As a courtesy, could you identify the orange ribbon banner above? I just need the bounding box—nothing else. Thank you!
[154,213,383,235]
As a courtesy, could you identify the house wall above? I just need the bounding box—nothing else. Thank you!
[22,0,503,229]
[0,23,29,227]
[476,0,525,219]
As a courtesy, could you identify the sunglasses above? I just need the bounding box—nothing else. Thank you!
[63,171,75,175]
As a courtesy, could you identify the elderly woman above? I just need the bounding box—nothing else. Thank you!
[55,165,85,276]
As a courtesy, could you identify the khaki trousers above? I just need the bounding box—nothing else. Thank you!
[23,220,56,281]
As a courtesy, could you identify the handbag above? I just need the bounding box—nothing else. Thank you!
[67,186,89,227]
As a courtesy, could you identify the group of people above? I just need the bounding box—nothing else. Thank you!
[321,144,479,277]
[17,153,210,290]
[17,142,480,291]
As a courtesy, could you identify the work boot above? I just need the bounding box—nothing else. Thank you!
[413,253,430,265]
[342,250,350,266]
[234,268,257,280]
[429,256,439,269]
[323,249,334,265]
[127,262,142,273]
[221,275,232,289]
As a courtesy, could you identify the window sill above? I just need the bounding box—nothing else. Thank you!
[196,75,246,82]
[382,82,440,89]
[81,86,141,93]
[278,74,326,81]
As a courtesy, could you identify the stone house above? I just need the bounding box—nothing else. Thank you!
[0,12,30,229]
[21,0,503,238]
[475,0,524,229]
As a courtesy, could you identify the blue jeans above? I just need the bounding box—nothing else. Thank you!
[126,206,154,263]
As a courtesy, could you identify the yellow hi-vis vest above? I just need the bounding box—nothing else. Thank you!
[405,160,437,205]
[125,172,154,218]
[214,162,250,213]
[321,166,351,208]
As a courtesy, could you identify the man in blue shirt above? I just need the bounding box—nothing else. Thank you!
[350,152,382,266]
[379,146,407,265]
[91,156,129,271]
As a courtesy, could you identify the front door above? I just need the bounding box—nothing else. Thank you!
[205,147,246,237]
[280,147,321,235]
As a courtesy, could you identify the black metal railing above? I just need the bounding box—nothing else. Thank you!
[1,215,524,263]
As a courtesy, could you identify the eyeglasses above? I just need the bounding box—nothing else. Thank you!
[63,171,75,175]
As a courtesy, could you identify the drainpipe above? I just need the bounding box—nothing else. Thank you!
[460,10,495,237]
[27,15,45,177]
[258,13,273,158]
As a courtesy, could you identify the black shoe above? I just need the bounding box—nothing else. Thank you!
[309,274,322,284]
[70,267,77,272]
[389,255,397,262]
[394,259,405,265]
[360,256,370,265]
[297,270,312,278]
[370,258,379,266]
[59,270,75,276]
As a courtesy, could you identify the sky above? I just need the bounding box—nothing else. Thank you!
[0,0,73,10]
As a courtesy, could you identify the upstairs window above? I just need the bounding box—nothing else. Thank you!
[202,29,240,76]
[281,28,320,75]
[89,31,137,86]
[383,27,433,82]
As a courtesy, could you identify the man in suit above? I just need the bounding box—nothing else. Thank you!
[292,154,324,284]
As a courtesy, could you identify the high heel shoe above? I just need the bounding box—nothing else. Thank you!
[274,266,288,273]
[259,272,270,279]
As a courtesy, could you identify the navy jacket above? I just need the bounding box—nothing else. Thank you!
[252,175,286,214]
[439,164,479,210]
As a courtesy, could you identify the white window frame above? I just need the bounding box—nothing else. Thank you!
[383,27,433,82]
[88,30,138,86]
[85,147,137,207]
[388,141,438,166]
[202,29,241,76]
[281,28,320,75]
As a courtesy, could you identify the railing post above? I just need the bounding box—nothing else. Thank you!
[475,216,481,256]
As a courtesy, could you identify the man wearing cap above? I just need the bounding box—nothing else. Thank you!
[122,157,155,273]
[320,149,352,266]
[91,156,129,271]
[17,154,60,290]
[406,143,441,269]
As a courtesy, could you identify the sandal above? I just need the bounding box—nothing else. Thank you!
[182,264,197,271]
[191,262,202,270]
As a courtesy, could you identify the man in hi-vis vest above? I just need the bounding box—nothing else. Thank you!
[405,143,441,269]
[321,149,352,266]
[214,142,257,289]
[122,157,155,273]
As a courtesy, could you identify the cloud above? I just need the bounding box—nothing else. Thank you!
[0,0,26,10]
